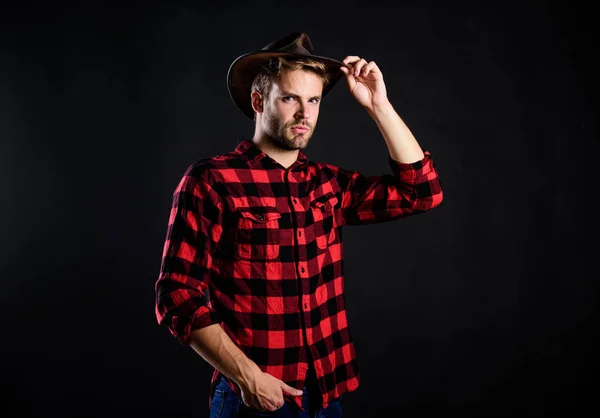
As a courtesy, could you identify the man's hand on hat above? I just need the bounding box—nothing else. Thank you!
[340,56,389,112]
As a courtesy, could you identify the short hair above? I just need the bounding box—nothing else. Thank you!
[251,56,330,119]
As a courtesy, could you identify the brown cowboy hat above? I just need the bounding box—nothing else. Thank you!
[227,32,344,120]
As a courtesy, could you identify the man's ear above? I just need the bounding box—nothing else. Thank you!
[250,91,264,115]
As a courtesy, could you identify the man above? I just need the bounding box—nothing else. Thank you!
[155,32,443,417]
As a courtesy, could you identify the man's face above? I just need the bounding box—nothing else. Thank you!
[260,69,323,151]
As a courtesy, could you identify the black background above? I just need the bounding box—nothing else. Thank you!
[1,1,597,417]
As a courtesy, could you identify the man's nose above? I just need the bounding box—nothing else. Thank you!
[295,102,310,120]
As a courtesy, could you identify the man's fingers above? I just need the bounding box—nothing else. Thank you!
[340,66,356,92]
[362,61,378,77]
[340,65,354,81]
[353,58,368,76]
[341,57,377,78]
[281,382,303,396]
[342,55,360,65]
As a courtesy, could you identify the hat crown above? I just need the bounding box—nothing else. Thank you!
[261,32,314,55]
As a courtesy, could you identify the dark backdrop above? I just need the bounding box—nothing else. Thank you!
[1,1,597,417]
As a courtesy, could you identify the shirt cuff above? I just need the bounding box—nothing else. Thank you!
[174,306,222,346]
[388,150,435,182]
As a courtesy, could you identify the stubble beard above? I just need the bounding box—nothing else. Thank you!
[262,109,314,151]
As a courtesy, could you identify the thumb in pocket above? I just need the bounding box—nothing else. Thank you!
[281,382,303,396]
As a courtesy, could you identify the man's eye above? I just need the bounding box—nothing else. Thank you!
[309,98,320,104]
[283,96,294,102]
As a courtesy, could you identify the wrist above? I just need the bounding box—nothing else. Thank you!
[368,99,394,119]
[371,99,395,116]
[234,358,261,390]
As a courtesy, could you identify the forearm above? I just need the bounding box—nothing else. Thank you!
[189,323,261,390]
[368,100,425,164]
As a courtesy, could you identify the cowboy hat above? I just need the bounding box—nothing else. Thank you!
[227,32,344,120]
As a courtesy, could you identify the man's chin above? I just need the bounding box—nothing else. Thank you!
[288,135,310,149]
[273,134,310,150]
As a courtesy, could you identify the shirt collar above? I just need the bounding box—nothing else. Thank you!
[234,138,309,169]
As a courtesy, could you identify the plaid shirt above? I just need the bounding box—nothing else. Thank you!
[155,138,443,412]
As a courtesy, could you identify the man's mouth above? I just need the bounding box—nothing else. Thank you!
[290,125,309,134]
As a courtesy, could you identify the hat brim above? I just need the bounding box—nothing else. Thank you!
[227,51,344,120]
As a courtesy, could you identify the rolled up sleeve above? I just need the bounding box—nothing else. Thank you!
[337,150,443,226]
[155,168,223,345]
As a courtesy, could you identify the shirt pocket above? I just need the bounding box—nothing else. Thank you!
[235,207,282,260]
[309,192,339,250]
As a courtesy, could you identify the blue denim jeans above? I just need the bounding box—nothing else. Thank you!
[209,368,343,418]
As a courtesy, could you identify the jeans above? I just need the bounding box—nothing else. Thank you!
[209,368,343,418]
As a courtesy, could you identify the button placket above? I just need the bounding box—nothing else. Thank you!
[290,195,308,279]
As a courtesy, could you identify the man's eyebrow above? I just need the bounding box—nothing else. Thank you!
[281,90,322,100]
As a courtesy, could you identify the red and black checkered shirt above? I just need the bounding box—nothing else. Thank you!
[155,138,443,412]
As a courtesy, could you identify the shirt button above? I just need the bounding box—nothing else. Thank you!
[298,231,302,237]
[293,198,297,204]
[257,214,264,220]
[301,267,305,273]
